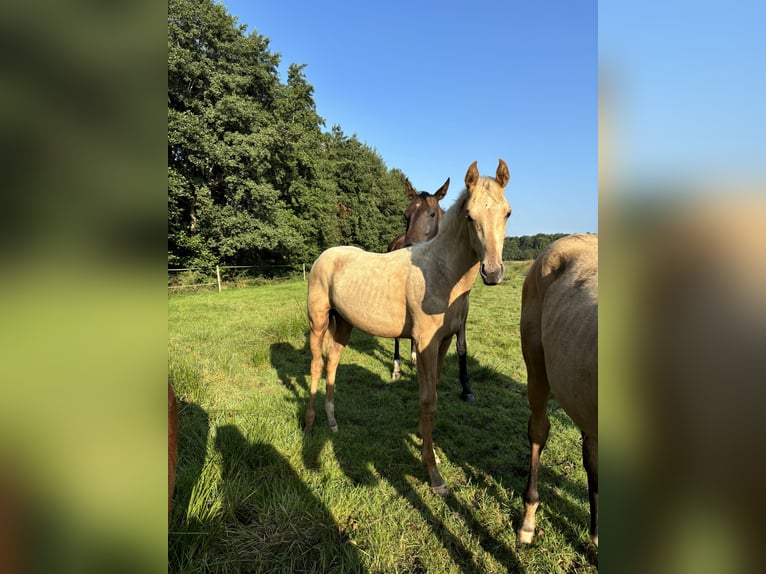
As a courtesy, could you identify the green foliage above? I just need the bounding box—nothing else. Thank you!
[503,233,571,261]
[168,0,410,271]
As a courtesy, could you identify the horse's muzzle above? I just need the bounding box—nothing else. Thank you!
[480,262,504,285]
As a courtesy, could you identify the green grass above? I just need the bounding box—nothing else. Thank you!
[168,262,597,573]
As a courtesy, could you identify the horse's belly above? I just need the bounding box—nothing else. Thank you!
[330,283,409,338]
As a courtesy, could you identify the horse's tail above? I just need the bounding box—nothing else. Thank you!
[322,310,337,357]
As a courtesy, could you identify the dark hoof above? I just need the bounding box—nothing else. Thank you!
[431,482,449,495]
[461,392,475,403]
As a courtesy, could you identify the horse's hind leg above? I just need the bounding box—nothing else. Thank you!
[582,431,598,547]
[519,340,551,545]
[416,336,451,494]
[392,337,402,380]
[324,314,352,432]
[455,322,474,403]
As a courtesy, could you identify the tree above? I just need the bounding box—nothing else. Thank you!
[503,233,569,261]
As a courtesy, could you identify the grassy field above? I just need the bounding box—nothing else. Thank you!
[168,262,597,573]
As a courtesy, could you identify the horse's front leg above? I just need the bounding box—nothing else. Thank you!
[415,337,451,494]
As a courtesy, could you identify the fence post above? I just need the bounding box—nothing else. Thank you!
[303,263,306,281]
[216,265,222,293]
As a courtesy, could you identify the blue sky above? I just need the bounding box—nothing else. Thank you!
[222,0,598,236]
[600,1,765,190]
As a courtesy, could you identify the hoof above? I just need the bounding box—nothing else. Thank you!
[518,528,535,545]
[461,392,475,403]
[329,423,338,433]
[431,482,449,495]
[391,371,401,380]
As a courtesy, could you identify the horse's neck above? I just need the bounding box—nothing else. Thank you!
[427,203,480,286]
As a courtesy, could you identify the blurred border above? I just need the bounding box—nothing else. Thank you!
[0,1,167,572]
[600,2,765,572]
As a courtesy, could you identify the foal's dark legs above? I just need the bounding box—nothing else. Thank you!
[391,337,403,380]
[455,323,474,402]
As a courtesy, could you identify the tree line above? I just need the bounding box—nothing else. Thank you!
[502,233,570,261]
[168,0,569,274]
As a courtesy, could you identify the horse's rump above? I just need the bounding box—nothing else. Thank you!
[522,234,598,434]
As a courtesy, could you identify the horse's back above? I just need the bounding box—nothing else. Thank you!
[522,234,598,434]
[308,245,412,337]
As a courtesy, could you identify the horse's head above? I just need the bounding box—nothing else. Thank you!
[402,177,449,246]
[463,159,511,285]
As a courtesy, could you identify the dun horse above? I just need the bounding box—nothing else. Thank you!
[306,159,511,492]
[518,234,598,546]
[386,178,476,403]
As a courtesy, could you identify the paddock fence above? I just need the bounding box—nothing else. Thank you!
[169,260,532,294]
[168,263,308,293]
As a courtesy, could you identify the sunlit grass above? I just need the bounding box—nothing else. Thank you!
[168,264,596,573]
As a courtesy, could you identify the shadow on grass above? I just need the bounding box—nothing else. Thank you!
[168,399,210,573]
[269,335,596,571]
[213,424,366,573]
[169,398,209,528]
[168,400,366,573]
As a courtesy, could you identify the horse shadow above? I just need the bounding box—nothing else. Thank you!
[168,399,366,572]
[212,424,366,571]
[270,337,595,571]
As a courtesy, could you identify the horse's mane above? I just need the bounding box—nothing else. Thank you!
[436,188,469,238]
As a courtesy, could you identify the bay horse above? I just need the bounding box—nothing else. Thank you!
[306,159,511,493]
[385,177,476,402]
[386,177,447,252]
[518,234,598,547]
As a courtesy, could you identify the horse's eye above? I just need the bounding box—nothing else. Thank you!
[430,212,436,218]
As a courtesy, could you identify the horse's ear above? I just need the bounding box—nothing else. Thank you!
[496,159,510,188]
[405,178,417,200]
[465,161,479,190]
[435,177,449,200]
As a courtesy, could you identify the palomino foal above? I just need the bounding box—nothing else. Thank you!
[306,159,511,492]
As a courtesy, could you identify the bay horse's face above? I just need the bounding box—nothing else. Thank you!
[402,177,449,246]
[463,159,511,285]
